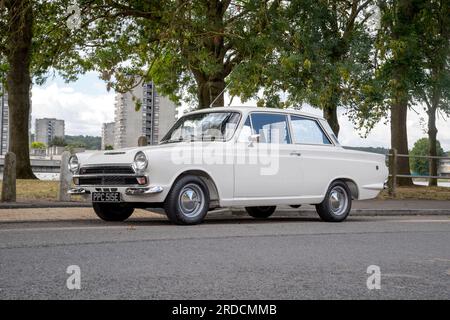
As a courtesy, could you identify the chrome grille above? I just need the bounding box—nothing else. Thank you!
[79,166,134,175]
[78,176,143,186]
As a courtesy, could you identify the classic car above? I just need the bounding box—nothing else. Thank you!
[68,106,388,224]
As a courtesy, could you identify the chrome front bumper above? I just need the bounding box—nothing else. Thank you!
[68,188,90,195]
[67,186,164,196]
[124,186,164,195]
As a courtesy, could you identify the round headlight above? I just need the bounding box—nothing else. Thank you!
[133,151,148,172]
[68,155,79,173]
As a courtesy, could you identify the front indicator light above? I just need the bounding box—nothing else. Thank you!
[136,177,147,185]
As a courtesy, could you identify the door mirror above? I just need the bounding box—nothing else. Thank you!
[248,134,260,147]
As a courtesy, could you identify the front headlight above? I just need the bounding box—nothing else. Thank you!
[68,155,79,174]
[132,151,148,172]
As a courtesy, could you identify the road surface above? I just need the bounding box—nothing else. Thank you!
[0,214,449,299]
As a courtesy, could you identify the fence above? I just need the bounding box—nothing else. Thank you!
[387,148,450,197]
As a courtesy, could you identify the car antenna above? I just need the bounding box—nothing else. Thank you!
[209,61,242,108]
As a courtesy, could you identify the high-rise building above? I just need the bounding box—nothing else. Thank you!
[35,118,65,145]
[114,81,177,149]
[0,83,9,155]
[101,122,115,150]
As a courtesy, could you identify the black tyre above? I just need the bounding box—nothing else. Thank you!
[315,181,352,222]
[92,203,134,222]
[164,175,210,225]
[245,206,276,219]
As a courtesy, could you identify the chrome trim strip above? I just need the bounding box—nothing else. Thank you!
[73,174,142,178]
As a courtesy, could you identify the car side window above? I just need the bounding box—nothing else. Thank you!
[250,113,291,144]
[237,116,252,142]
[290,116,331,145]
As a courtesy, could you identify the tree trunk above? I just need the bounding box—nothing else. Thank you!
[196,76,225,109]
[390,100,413,186]
[323,106,340,137]
[5,0,36,179]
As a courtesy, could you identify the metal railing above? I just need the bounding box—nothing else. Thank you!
[387,148,450,197]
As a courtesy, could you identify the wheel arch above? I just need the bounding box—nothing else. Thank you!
[171,170,220,208]
[328,178,359,200]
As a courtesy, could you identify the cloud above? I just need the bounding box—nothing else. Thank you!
[31,82,115,137]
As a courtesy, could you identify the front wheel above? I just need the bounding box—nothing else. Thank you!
[164,175,210,225]
[245,206,276,219]
[315,181,352,222]
[92,203,134,221]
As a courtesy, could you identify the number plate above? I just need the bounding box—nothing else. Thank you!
[92,192,121,202]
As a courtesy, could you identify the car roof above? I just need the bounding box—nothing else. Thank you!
[187,106,326,121]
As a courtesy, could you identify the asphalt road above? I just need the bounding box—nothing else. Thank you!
[0,214,449,299]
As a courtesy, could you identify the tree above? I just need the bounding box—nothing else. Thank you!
[375,0,424,186]
[0,0,88,178]
[415,0,450,186]
[49,136,67,147]
[30,141,46,149]
[105,144,113,150]
[409,138,444,178]
[1,0,35,178]
[75,0,281,109]
[228,0,382,137]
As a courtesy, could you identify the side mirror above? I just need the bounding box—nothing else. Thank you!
[248,134,260,147]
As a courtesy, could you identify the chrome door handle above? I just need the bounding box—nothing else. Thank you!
[290,151,302,156]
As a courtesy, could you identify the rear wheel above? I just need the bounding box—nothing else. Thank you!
[245,206,276,219]
[164,175,210,225]
[315,181,352,222]
[92,203,134,222]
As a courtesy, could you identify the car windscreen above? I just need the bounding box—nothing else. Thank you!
[161,112,241,143]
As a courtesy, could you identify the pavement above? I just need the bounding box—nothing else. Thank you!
[0,215,449,299]
[0,199,449,223]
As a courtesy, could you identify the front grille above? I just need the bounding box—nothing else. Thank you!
[79,166,134,175]
[79,176,143,186]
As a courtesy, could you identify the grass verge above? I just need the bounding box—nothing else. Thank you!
[0,179,449,202]
[0,179,85,201]
[378,185,450,200]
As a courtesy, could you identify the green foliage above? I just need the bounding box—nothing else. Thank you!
[104,145,114,150]
[49,136,66,147]
[65,135,101,150]
[410,138,445,175]
[31,141,46,150]
[228,0,384,135]
[415,0,450,116]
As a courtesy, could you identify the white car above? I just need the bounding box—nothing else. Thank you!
[68,106,388,224]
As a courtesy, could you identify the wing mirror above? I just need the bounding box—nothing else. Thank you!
[248,134,260,147]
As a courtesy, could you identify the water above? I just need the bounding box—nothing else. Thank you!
[414,180,450,187]
[0,172,60,180]
[35,173,60,181]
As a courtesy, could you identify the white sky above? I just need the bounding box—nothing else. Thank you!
[31,72,450,151]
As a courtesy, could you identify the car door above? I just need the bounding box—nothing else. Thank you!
[289,115,335,198]
[234,112,304,199]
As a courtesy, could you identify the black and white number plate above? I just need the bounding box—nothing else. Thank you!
[92,192,121,202]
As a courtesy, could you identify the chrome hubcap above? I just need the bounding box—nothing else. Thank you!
[178,184,204,218]
[329,186,348,216]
